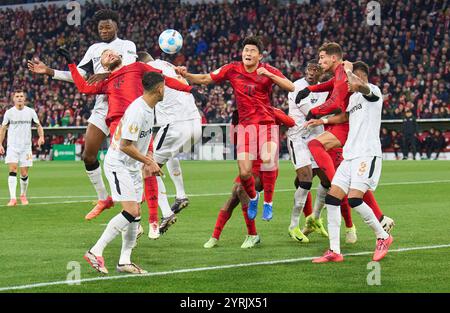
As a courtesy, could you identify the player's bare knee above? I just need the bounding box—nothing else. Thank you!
[8,164,18,173]
[296,167,312,182]
[20,167,28,177]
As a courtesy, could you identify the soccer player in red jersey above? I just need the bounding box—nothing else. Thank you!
[176,36,295,221]
[304,61,395,235]
[58,48,203,136]
[204,108,300,248]
[57,48,204,221]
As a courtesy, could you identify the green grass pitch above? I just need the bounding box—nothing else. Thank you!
[0,160,449,293]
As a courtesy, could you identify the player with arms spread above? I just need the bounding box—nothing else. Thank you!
[0,90,45,206]
[176,36,295,221]
[27,9,137,218]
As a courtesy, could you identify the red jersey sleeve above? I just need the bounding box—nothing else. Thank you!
[310,80,348,116]
[68,63,106,94]
[308,78,335,92]
[140,62,192,93]
[273,108,295,127]
[140,62,163,74]
[164,76,192,93]
[264,64,286,79]
[209,63,234,83]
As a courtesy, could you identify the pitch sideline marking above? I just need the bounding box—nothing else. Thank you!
[0,243,449,292]
[0,179,449,205]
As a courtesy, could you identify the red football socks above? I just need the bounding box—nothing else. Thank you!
[364,191,383,220]
[240,175,257,199]
[261,170,278,203]
[303,192,312,217]
[308,139,336,182]
[212,210,232,239]
[341,196,353,228]
[242,204,257,235]
[144,176,158,224]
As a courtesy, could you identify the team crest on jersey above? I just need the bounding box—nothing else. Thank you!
[357,161,367,176]
[129,123,139,134]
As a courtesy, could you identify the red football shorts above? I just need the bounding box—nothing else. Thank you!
[234,123,279,158]
[327,147,344,169]
[325,123,349,147]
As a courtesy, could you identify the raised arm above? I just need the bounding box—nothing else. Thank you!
[257,67,295,92]
[68,64,105,94]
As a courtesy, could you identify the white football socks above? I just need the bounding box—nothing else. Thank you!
[352,201,389,239]
[20,176,29,196]
[289,187,309,230]
[86,165,108,201]
[91,212,133,256]
[326,204,342,254]
[119,217,140,265]
[167,157,187,199]
[8,175,17,200]
[313,184,329,219]
[156,176,174,218]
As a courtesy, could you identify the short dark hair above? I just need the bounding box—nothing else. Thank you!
[352,61,370,76]
[137,51,154,63]
[94,9,120,25]
[12,89,25,95]
[242,36,264,53]
[318,42,343,59]
[142,72,164,92]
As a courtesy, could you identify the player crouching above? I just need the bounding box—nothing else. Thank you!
[84,72,164,274]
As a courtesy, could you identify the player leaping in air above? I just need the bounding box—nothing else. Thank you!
[27,9,137,219]
[295,43,395,234]
[176,36,295,221]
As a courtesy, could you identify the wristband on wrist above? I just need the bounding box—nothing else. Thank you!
[322,118,328,124]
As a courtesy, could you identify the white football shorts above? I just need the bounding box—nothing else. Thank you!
[5,146,33,167]
[332,156,382,194]
[153,118,202,164]
[104,164,143,203]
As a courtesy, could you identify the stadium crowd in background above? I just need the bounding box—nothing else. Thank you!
[0,0,448,156]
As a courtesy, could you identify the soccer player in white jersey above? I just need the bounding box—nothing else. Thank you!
[0,90,44,206]
[27,9,137,219]
[307,61,394,263]
[137,51,202,237]
[83,72,164,275]
[286,61,330,242]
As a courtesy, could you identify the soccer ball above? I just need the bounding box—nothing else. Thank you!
[158,29,183,54]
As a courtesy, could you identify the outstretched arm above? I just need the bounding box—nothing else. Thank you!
[176,66,214,85]
[68,64,104,94]
[27,59,88,83]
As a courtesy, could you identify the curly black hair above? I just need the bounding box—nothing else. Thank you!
[94,9,120,25]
